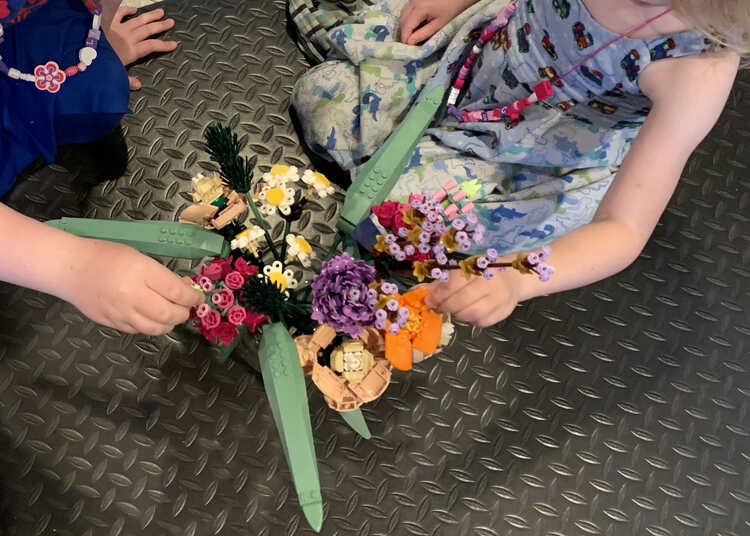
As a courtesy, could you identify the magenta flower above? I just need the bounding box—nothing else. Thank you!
[226,305,247,326]
[214,322,239,345]
[34,61,66,94]
[224,271,245,290]
[201,309,221,330]
[211,288,235,309]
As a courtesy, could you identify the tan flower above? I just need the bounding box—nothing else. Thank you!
[458,256,482,277]
[374,234,389,253]
[191,173,224,203]
[407,225,423,245]
[413,259,436,282]
[402,208,423,227]
[440,228,459,253]
[512,253,534,274]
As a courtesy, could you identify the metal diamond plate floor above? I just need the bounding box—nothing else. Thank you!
[1,1,748,535]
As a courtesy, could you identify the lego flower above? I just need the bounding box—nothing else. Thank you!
[244,311,269,334]
[310,253,378,337]
[224,271,245,290]
[191,173,224,203]
[257,184,296,216]
[201,257,233,280]
[201,309,221,330]
[371,200,409,231]
[211,288,235,309]
[34,61,66,94]
[214,322,239,345]
[231,225,264,255]
[261,165,299,187]
[261,261,298,292]
[233,257,259,277]
[301,170,335,198]
[285,234,314,267]
[226,305,247,326]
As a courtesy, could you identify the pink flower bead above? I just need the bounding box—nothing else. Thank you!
[224,271,245,290]
[226,305,247,326]
[211,288,235,309]
[195,303,211,318]
[198,276,215,292]
[201,309,221,330]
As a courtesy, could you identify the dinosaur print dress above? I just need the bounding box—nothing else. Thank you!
[292,0,709,253]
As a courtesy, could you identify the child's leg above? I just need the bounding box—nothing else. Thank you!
[357,138,617,255]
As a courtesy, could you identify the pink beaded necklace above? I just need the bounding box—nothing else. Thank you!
[447,1,672,123]
[0,6,102,93]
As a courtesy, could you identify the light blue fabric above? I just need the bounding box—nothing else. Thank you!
[292,0,709,254]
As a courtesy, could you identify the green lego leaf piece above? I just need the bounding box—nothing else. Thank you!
[258,322,323,532]
[45,218,227,259]
[338,84,446,234]
[338,409,371,439]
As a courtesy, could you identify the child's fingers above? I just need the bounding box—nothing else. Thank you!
[425,272,473,310]
[128,76,142,91]
[134,291,191,327]
[114,5,138,24]
[407,18,443,45]
[453,296,506,328]
[134,39,178,60]
[132,19,175,42]
[129,311,176,336]
[433,278,485,314]
[125,8,168,28]
[400,6,428,44]
[147,266,204,308]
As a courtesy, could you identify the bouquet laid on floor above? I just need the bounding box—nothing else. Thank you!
[176,124,555,530]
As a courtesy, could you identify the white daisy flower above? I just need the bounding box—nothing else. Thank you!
[285,234,314,267]
[257,184,296,216]
[261,261,298,293]
[261,165,299,188]
[230,225,265,255]
[301,170,335,198]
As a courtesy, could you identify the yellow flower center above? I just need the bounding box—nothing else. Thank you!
[270,165,289,176]
[296,236,312,255]
[266,187,285,206]
[235,229,251,239]
[314,172,330,187]
[268,271,288,291]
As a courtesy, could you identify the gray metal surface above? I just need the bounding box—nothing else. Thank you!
[1,1,749,535]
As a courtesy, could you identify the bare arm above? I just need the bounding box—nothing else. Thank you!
[513,51,740,302]
[427,51,739,326]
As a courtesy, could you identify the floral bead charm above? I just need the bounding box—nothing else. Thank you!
[34,61,66,93]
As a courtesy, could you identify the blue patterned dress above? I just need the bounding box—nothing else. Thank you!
[292,0,709,253]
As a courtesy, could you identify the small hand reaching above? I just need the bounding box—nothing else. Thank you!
[105,7,178,90]
[62,239,203,336]
[424,269,521,328]
[400,0,479,45]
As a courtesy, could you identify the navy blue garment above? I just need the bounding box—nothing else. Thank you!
[0,0,130,196]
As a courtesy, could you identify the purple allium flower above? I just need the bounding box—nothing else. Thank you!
[381,282,398,295]
[456,231,468,242]
[385,234,397,244]
[386,299,399,311]
[472,231,485,244]
[476,256,489,269]
[404,244,416,256]
[398,307,410,319]
[449,259,458,266]
[539,245,551,261]
[389,323,401,335]
[375,309,387,321]
[418,244,431,254]
[486,248,498,262]
[436,253,448,265]
[367,288,378,301]
[527,253,539,266]
[458,240,471,252]
[389,243,402,256]
[434,222,446,234]
[440,271,450,281]
[311,253,377,336]
[482,268,495,280]
[395,251,407,261]
[427,210,439,222]
[452,218,466,230]
[419,231,431,244]
[422,221,434,232]
[465,212,479,226]
[432,243,445,255]
[375,318,387,330]
[398,227,409,238]
[431,268,443,279]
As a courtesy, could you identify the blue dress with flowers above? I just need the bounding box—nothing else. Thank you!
[0,0,129,196]
[292,0,710,254]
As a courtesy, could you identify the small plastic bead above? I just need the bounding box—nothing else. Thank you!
[77,62,87,72]
[433,189,447,202]
[79,46,97,66]
[444,204,458,218]
[8,68,20,79]
[461,202,475,214]
[453,190,467,202]
[64,66,80,77]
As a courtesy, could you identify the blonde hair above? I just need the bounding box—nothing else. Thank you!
[671,0,750,56]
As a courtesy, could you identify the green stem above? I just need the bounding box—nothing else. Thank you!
[245,193,280,261]
[279,219,292,263]
[324,234,343,261]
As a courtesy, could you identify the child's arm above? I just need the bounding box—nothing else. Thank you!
[0,203,203,335]
[427,51,740,326]
[400,0,481,45]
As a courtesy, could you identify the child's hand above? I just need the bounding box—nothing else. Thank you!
[104,7,178,90]
[61,239,203,335]
[400,0,479,45]
[424,269,521,328]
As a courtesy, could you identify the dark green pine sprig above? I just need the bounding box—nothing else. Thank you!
[203,123,258,194]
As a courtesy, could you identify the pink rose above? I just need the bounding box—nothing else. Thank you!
[195,303,211,318]
[200,308,221,330]
[211,288,235,309]
[214,322,239,345]
[391,211,407,233]
[371,200,405,229]
[198,276,215,292]
[201,262,224,281]
[244,311,269,334]
[226,305,247,326]
[198,324,216,341]
[233,257,258,277]
[224,271,245,290]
